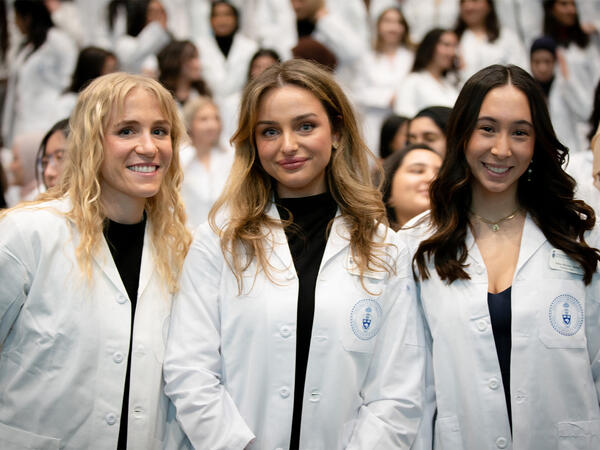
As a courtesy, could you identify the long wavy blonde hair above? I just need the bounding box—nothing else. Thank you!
[3,73,192,293]
[209,59,390,291]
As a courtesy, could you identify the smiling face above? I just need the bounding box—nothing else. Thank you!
[431,31,458,72]
[100,88,173,221]
[390,149,442,226]
[465,84,535,201]
[460,0,491,28]
[255,84,335,198]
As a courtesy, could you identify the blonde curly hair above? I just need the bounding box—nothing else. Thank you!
[210,59,391,292]
[5,72,192,293]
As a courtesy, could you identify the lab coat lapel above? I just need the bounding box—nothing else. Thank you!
[137,220,154,298]
[465,225,485,271]
[265,202,294,273]
[92,233,129,298]
[320,212,349,272]
[514,213,546,277]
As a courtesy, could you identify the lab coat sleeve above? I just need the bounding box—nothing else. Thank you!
[586,228,600,404]
[115,22,170,73]
[163,224,255,450]
[0,214,34,346]
[313,13,367,65]
[346,245,426,449]
[393,75,419,118]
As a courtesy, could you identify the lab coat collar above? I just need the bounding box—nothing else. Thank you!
[264,201,346,275]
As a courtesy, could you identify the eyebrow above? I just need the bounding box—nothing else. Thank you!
[477,116,534,127]
[112,119,170,128]
[256,113,318,126]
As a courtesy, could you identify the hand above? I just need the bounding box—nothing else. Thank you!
[314,6,328,21]
[581,22,598,35]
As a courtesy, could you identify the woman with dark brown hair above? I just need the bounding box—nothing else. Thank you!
[405,64,600,449]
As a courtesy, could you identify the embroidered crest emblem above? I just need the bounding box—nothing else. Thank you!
[549,294,583,336]
[351,299,383,340]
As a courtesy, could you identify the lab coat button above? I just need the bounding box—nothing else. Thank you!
[488,378,499,390]
[475,264,484,275]
[116,294,127,304]
[280,326,291,338]
[496,436,508,448]
[309,390,321,402]
[113,352,124,363]
[279,386,290,398]
[476,320,487,331]
[105,413,117,425]
[515,391,527,404]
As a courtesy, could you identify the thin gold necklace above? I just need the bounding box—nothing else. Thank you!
[470,207,521,232]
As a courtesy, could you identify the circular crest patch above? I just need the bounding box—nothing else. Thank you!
[350,299,383,340]
[548,294,583,336]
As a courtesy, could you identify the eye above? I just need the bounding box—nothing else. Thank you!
[118,127,134,137]
[480,125,494,134]
[152,127,170,136]
[260,127,279,138]
[513,129,530,137]
[298,122,315,132]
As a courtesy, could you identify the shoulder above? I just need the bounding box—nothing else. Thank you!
[1,198,70,230]
[397,210,434,255]
[45,28,76,50]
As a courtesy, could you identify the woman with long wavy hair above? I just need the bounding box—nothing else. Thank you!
[164,59,426,449]
[406,64,600,449]
[0,72,191,449]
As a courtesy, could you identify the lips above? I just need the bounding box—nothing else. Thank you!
[278,157,308,170]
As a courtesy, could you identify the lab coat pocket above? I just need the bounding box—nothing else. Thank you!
[558,419,600,450]
[434,416,464,450]
[537,279,586,349]
[0,422,60,450]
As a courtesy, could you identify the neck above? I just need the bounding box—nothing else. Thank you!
[100,188,145,224]
[426,64,443,81]
[380,42,398,54]
[471,184,520,221]
[469,24,487,37]
[176,79,190,102]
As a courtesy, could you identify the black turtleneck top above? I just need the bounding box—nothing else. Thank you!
[103,216,146,450]
[275,192,337,450]
[215,33,234,57]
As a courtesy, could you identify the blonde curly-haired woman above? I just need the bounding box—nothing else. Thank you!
[164,59,426,450]
[0,72,191,449]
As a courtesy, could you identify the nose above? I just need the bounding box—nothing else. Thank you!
[135,130,158,157]
[282,130,298,153]
[490,132,511,159]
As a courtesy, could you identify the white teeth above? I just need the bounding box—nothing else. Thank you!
[484,163,509,174]
[128,165,157,173]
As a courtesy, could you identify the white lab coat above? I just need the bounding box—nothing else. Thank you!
[196,32,258,102]
[353,47,414,154]
[114,22,171,74]
[0,198,186,450]
[393,71,458,118]
[401,213,600,450]
[2,28,77,147]
[164,205,426,449]
[458,27,528,85]
[494,0,544,48]
[180,145,234,229]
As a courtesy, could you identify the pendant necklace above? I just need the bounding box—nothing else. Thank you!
[470,207,521,232]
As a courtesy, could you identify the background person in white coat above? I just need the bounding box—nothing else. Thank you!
[405,64,600,449]
[164,59,426,450]
[352,6,415,156]
[394,28,459,118]
[2,0,76,148]
[0,72,192,449]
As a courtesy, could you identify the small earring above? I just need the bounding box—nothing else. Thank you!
[527,165,533,182]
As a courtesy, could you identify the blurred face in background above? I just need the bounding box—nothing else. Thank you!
[211,2,237,36]
[408,117,447,157]
[552,0,577,27]
[378,8,406,47]
[390,148,442,226]
[181,44,202,81]
[431,31,458,72]
[190,102,222,150]
[101,55,118,75]
[290,0,323,21]
[530,49,555,83]
[250,54,278,80]
[42,130,67,188]
[460,0,491,28]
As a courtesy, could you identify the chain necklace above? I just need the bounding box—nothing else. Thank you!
[470,207,522,232]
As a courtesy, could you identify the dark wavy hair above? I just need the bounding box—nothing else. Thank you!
[455,0,500,42]
[13,0,53,51]
[67,47,117,94]
[543,0,589,48]
[379,114,409,159]
[411,28,457,76]
[158,40,210,100]
[414,64,599,284]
